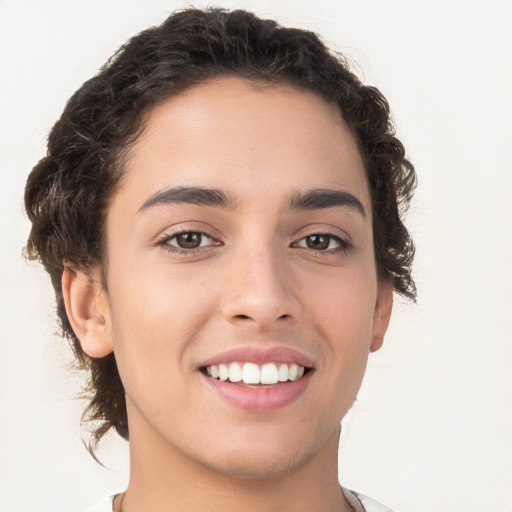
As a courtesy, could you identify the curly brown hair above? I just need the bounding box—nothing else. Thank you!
[24,8,416,453]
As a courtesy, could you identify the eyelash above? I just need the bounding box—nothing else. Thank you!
[155,230,351,255]
[292,232,351,254]
[155,230,218,255]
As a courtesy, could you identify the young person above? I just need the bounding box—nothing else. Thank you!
[24,8,416,511]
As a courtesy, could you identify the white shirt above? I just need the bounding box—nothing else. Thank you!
[343,488,396,512]
[87,487,396,511]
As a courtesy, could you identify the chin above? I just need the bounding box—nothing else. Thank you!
[198,447,315,480]
[187,427,326,481]
[174,411,342,481]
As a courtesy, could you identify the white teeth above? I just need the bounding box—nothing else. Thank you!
[228,362,242,382]
[218,364,229,381]
[242,362,260,384]
[260,363,279,384]
[206,362,307,384]
[278,363,289,382]
[288,363,299,381]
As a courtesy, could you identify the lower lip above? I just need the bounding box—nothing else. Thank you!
[201,371,313,412]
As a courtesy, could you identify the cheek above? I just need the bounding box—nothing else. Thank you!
[304,267,377,371]
[106,263,216,391]
[110,257,216,332]
[307,265,377,328]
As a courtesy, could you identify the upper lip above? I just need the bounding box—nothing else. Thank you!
[200,346,315,369]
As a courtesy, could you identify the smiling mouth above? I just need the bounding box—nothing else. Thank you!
[201,362,312,386]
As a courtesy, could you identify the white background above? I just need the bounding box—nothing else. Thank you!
[1,1,511,511]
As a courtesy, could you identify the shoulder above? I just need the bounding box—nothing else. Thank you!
[342,487,397,512]
[85,494,115,512]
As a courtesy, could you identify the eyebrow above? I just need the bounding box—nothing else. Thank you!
[285,188,366,217]
[138,185,365,217]
[138,186,239,213]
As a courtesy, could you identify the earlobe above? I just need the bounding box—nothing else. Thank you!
[61,264,113,358]
[370,280,394,353]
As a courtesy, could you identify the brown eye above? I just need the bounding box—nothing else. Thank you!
[175,232,202,248]
[305,234,330,250]
[295,234,345,251]
[168,232,213,250]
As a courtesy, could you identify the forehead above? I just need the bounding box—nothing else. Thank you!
[117,77,369,214]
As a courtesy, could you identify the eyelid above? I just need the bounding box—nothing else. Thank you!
[153,221,222,243]
[290,221,352,239]
[292,223,352,243]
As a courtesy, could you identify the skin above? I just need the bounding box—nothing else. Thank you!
[63,77,393,511]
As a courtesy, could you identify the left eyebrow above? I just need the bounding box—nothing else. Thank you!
[285,188,366,217]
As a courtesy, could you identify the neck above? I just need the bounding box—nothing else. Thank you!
[120,405,352,512]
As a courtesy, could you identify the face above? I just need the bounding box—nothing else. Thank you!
[88,77,392,477]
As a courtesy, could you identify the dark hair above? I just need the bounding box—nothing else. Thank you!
[24,7,416,452]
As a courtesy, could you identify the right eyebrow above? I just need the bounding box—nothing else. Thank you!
[137,186,239,213]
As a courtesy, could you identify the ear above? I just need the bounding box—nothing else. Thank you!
[61,264,113,358]
[370,279,394,353]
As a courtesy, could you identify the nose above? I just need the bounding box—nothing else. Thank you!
[220,244,300,330]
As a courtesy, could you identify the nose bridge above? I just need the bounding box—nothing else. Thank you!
[221,235,299,328]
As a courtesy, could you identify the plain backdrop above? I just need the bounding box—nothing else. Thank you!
[1,1,511,511]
